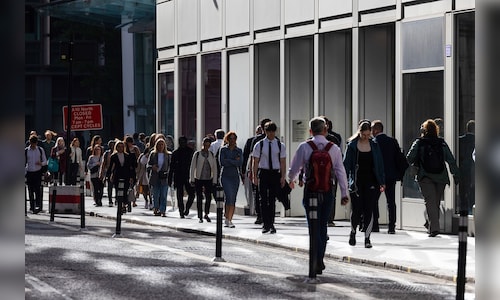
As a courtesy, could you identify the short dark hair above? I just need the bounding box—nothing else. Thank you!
[309,117,326,135]
[260,118,272,128]
[264,121,277,132]
[215,129,225,139]
[371,120,384,132]
[29,135,38,143]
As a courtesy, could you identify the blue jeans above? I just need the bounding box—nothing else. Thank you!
[152,184,169,213]
[302,189,334,265]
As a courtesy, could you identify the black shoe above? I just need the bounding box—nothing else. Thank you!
[326,235,329,241]
[204,215,211,222]
[372,227,380,232]
[262,227,270,233]
[327,222,335,227]
[316,261,326,274]
[349,232,356,246]
[423,221,429,230]
[365,238,372,248]
[388,229,396,234]
[254,217,262,225]
[108,202,113,207]
[270,226,276,234]
[428,231,439,237]
[180,214,185,219]
[184,209,189,216]
[199,218,203,223]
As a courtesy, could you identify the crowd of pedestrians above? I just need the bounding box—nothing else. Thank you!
[26,114,471,275]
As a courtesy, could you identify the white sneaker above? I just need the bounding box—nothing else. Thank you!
[229,221,235,228]
[224,219,229,227]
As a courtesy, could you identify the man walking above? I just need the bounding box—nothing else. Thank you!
[168,136,196,218]
[287,117,349,274]
[371,120,404,234]
[251,121,286,234]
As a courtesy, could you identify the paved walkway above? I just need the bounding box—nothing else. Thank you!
[31,186,475,283]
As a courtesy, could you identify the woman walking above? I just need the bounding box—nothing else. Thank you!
[219,131,243,228]
[406,119,459,237]
[87,146,104,206]
[147,138,171,217]
[344,120,385,248]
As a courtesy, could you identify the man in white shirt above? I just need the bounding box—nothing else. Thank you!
[25,135,47,213]
[209,129,225,156]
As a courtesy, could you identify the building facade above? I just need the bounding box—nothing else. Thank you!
[157,0,475,233]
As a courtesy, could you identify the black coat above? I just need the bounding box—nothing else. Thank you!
[373,133,402,183]
[109,152,136,186]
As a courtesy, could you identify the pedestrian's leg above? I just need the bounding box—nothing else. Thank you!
[204,181,213,217]
[419,178,440,235]
[176,186,185,217]
[385,182,397,232]
[195,180,203,220]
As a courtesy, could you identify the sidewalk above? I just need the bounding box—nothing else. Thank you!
[33,186,475,282]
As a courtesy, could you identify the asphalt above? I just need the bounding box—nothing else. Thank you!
[30,185,475,283]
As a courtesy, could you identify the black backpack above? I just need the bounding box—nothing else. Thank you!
[419,138,445,174]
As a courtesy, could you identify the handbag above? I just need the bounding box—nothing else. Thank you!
[127,188,136,203]
[47,157,59,173]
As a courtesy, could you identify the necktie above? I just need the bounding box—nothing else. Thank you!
[269,140,273,170]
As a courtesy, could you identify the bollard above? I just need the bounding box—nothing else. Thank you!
[212,185,225,262]
[79,174,85,229]
[50,186,57,222]
[25,177,28,216]
[456,209,468,300]
[113,179,125,237]
[306,193,319,282]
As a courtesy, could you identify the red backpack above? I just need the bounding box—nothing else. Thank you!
[305,141,334,192]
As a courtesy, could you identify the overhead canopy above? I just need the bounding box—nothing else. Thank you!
[37,0,155,31]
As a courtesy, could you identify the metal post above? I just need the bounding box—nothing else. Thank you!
[79,174,85,229]
[25,177,28,216]
[306,193,319,282]
[212,185,225,262]
[113,179,125,237]
[456,209,468,300]
[50,187,57,222]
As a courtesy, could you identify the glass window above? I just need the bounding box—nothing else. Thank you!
[402,71,444,198]
[455,12,475,214]
[180,56,197,139]
[159,72,174,136]
[402,17,444,70]
[202,53,221,136]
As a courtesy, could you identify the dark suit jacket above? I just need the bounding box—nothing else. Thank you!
[373,133,401,183]
[109,152,136,185]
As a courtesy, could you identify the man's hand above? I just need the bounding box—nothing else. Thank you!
[288,181,295,189]
[340,196,349,206]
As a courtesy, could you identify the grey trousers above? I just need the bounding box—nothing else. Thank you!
[418,177,445,233]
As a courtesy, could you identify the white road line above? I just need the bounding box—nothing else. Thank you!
[25,274,73,300]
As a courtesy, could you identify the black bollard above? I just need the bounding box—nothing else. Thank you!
[212,185,225,262]
[456,209,468,300]
[307,193,319,282]
[79,174,85,229]
[113,179,125,237]
[25,177,28,216]
[50,186,57,222]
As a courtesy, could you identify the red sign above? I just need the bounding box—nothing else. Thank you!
[63,104,103,131]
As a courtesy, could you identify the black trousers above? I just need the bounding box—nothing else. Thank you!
[194,179,213,219]
[258,169,281,229]
[176,177,195,215]
[374,180,396,231]
[350,183,378,238]
[26,170,43,211]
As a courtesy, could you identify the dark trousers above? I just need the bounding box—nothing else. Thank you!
[350,183,378,238]
[303,189,334,268]
[68,163,79,185]
[26,171,43,211]
[106,178,114,204]
[176,178,195,215]
[91,177,104,205]
[328,183,338,223]
[258,169,280,229]
[374,180,396,231]
[194,179,213,219]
